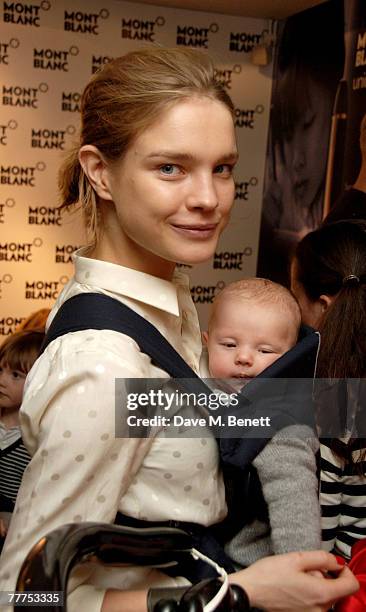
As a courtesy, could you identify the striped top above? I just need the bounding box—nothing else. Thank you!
[320,439,366,559]
[0,436,31,507]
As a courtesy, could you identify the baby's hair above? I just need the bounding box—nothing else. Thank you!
[210,277,301,332]
[58,46,234,247]
[0,330,44,374]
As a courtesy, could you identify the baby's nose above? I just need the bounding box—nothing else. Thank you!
[235,349,253,366]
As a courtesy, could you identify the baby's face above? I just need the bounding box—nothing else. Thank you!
[204,297,298,389]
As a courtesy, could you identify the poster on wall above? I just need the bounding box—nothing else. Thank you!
[323,0,366,223]
[257,0,345,285]
[0,0,273,338]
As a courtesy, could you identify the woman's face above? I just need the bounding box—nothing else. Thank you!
[282,80,332,215]
[102,96,237,279]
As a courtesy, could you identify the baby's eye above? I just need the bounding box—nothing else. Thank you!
[222,342,236,348]
[159,164,181,176]
[258,348,274,354]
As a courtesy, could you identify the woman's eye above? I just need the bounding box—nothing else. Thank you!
[159,164,180,176]
[214,164,233,176]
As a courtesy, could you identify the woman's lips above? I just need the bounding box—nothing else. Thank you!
[171,223,218,238]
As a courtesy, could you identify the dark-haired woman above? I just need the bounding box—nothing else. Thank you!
[291,220,366,559]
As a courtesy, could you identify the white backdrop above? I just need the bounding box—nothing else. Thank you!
[0,0,273,336]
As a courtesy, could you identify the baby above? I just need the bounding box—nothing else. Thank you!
[202,278,321,566]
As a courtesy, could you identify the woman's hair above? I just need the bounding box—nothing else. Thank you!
[294,220,366,467]
[294,220,366,379]
[58,47,234,245]
[0,330,44,374]
[15,308,50,333]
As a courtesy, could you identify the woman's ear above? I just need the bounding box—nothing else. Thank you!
[319,294,334,314]
[78,145,113,201]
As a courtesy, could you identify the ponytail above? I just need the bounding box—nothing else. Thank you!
[317,282,366,378]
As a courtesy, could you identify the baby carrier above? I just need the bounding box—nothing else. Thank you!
[40,293,319,559]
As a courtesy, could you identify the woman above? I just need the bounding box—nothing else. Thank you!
[0,48,357,612]
[291,220,366,559]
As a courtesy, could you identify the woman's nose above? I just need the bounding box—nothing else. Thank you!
[186,174,219,211]
[293,148,306,173]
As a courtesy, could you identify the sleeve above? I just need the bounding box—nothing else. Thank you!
[0,331,156,612]
[253,424,321,554]
[319,441,343,554]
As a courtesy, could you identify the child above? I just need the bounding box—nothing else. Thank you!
[202,278,321,566]
[0,330,44,542]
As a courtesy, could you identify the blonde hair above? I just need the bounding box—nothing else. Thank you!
[210,278,301,331]
[58,47,234,246]
[15,308,50,333]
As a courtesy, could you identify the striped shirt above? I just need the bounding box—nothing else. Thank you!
[320,439,366,559]
[0,437,31,507]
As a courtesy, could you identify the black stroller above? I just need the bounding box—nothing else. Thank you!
[14,521,250,611]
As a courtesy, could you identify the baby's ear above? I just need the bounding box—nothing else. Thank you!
[202,331,208,345]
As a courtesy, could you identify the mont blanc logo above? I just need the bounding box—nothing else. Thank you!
[191,281,225,304]
[61,90,81,112]
[3,1,51,27]
[355,31,366,68]
[229,30,262,53]
[214,65,241,90]
[2,81,48,109]
[28,205,62,226]
[176,22,218,49]
[0,274,12,300]
[0,237,42,262]
[235,177,258,201]
[0,161,45,186]
[64,8,109,35]
[0,37,19,64]
[25,275,68,300]
[0,315,25,335]
[234,105,264,129]
[55,244,81,263]
[31,124,75,150]
[121,16,165,42]
[33,45,79,71]
[91,54,113,74]
[0,119,17,145]
[213,249,253,270]
[0,197,15,224]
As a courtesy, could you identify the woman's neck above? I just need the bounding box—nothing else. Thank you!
[89,237,176,281]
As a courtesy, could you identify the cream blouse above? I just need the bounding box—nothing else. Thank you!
[0,251,226,612]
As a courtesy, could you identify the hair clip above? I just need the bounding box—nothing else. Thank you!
[342,274,360,286]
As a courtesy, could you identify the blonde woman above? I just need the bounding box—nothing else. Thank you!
[0,48,358,612]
